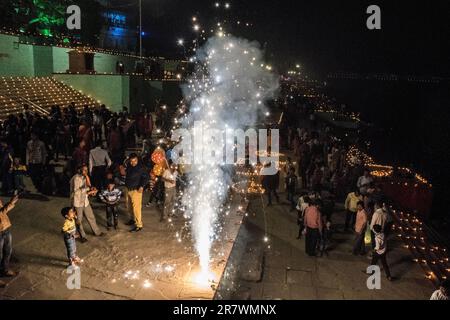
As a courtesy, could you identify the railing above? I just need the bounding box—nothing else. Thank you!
[5,93,50,116]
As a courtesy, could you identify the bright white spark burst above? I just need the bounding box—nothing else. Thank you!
[177,34,278,278]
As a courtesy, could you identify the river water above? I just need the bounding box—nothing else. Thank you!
[324,79,450,219]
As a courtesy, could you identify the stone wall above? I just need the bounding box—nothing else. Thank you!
[0,34,159,76]
[53,74,182,113]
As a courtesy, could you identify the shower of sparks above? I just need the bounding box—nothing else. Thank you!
[192,269,217,288]
[175,33,278,279]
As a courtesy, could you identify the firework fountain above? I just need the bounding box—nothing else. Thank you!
[176,34,279,284]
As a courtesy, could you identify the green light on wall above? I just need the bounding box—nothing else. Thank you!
[40,29,53,37]
[10,0,102,45]
[24,0,67,36]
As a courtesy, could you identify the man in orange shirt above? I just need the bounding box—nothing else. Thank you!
[304,199,322,256]
[353,201,368,255]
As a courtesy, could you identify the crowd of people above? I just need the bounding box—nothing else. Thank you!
[262,96,449,297]
[269,104,396,280]
[0,102,183,281]
[0,103,157,195]
[0,98,448,298]
[256,97,450,296]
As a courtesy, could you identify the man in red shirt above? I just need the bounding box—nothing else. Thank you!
[72,140,88,169]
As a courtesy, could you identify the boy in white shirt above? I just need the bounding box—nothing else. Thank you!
[370,224,393,281]
[430,279,450,300]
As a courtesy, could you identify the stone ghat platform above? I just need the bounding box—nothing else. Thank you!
[0,188,247,300]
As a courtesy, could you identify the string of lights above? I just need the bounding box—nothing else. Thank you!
[392,209,449,284]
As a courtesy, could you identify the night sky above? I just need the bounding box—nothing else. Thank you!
[118,0,450,219]
[115,0,449,78]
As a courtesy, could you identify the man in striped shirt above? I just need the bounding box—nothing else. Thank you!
[99,180,122,230]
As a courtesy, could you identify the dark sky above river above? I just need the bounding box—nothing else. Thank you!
[114,0,449,77]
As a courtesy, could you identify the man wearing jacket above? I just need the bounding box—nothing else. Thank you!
[125,154,149,232]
